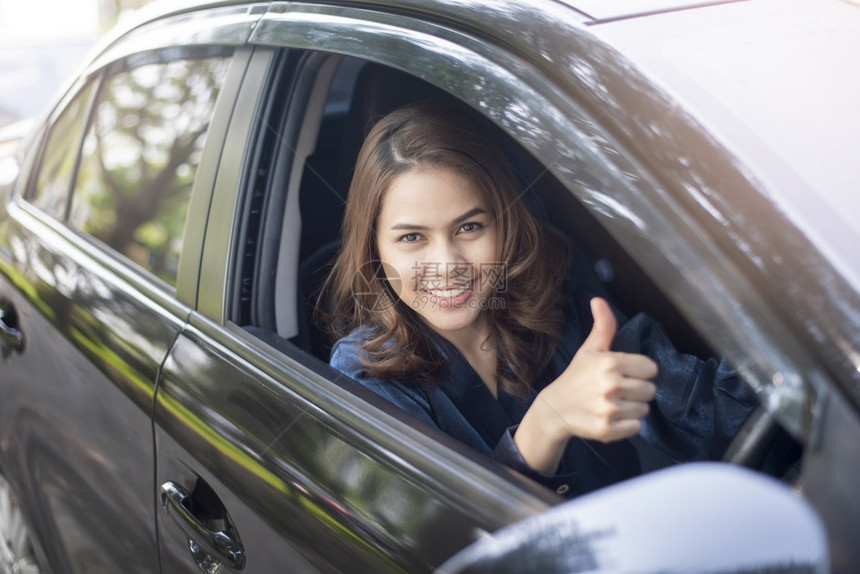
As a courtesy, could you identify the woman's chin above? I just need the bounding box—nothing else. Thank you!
[419,306,484,336]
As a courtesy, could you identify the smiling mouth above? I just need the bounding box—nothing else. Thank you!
[424,283,471,298]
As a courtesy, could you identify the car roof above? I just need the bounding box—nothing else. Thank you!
[587,0,860,292]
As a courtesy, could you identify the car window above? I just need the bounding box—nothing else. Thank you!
[30,81,97,219]
[68,53,231,286]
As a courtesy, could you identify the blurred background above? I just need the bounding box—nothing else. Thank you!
[0,0,151,129]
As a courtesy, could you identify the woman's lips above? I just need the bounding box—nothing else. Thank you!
[422,281,474,308]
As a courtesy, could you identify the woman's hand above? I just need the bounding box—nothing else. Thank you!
[514,297,658,474]
[546,297,658,442]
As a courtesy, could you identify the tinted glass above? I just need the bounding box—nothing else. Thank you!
[31,81,96,218]
[69,55,231,286]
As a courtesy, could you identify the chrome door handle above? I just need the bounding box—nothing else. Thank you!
[0,306,24,360]
[161,481,246,571]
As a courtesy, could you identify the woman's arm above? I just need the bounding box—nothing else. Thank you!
[513,298,658,474]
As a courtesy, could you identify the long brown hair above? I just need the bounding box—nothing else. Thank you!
[324,101,569,398]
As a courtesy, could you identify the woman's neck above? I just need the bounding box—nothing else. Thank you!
[434,317,498,397]
[435,315,492,357]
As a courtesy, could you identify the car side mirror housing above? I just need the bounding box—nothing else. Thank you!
[438,463,827,574]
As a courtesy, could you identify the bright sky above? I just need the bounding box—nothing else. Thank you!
[0,0,101,41]
[0,0,103,126]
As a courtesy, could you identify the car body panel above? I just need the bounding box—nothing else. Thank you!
[0,199,180,572]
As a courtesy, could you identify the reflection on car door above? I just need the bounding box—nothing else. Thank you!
[0,212,178,572]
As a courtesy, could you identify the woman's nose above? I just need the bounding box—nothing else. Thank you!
[420,240,469,283]
[425,238,463,267]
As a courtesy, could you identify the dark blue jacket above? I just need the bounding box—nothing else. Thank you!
[330,283,757,498]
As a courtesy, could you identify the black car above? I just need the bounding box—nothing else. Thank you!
[0,0,856,572]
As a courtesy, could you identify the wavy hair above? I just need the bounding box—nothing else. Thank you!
[323,101,569,398]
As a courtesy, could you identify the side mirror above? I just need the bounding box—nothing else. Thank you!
[438,463,827,574]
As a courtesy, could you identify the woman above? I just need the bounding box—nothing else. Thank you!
[325,101,756,497]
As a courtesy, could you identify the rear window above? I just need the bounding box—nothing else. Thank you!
[68,53,231,286]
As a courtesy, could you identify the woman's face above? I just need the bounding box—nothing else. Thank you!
[376,166,500,338]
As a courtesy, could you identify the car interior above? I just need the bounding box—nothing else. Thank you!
[234,50,802,489]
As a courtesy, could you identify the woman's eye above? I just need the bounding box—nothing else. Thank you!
[459,222,482,234]
[398,233,421,243]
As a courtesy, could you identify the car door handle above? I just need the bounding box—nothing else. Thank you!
[160,481,246,571]
[0,305,24,360]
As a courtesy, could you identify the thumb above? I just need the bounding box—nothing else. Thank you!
[581,297,617,352]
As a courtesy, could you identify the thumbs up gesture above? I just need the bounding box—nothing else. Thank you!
[543,298,658,442]
[512,298,659,474]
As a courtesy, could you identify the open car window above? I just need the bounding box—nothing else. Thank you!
[230,49,802,499]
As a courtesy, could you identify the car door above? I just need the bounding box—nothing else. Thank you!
[0,15,247,574]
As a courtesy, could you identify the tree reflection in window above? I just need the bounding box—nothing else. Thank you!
[70,55,230,286]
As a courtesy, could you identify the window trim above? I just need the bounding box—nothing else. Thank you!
[195,47,275,317]
[84,3,267,76]
[175,46,257,306]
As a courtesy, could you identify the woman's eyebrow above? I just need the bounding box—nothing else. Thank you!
[453,207,487,224]
[390,222,429,231]
[390,207,487,231]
